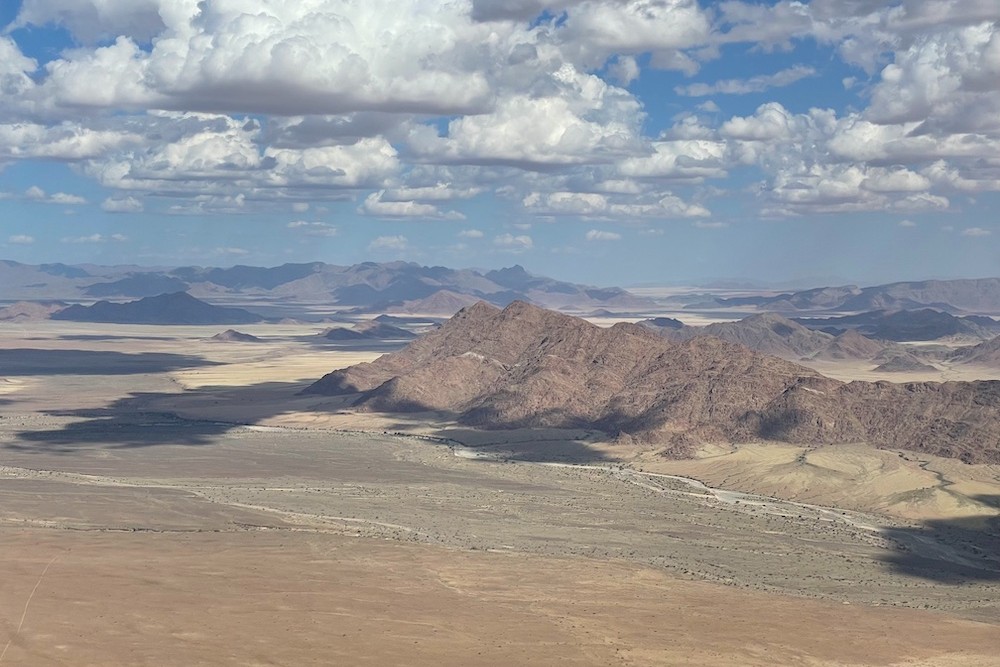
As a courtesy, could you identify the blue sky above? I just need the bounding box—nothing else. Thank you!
[0,0,998,286]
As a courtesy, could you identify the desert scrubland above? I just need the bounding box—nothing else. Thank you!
[0,319,998,666]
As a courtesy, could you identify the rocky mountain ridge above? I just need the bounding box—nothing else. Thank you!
[306,301,1000,464]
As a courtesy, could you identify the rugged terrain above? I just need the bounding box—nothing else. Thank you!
[694,277,1000,314]
[307,301,1000,463]
[0,317,998,665]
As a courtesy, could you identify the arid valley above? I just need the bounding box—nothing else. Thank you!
[2,293,999,665]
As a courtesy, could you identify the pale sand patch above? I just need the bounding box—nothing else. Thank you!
[641,442,1000,523]
[0,378,23,395]
[797,358,1000,383]
[1,530,997,667]
[170,350,384,388]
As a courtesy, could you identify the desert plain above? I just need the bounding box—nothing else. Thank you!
[1,319,999,666]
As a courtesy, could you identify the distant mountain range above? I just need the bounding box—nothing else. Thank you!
[0,259,654,314]
[688,278,1000,314]
[52,292,264,325]
[305,301,1000,464]
[793,309,998,341]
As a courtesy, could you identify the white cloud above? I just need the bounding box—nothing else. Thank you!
[287,221,338,237]
[493,233,534,251]
[3,0,1000,231]
[24,185,86,204]
[12,0,165,44]
[61,233,126,243]
[368,235,409,251]
[458,229,484,238]
[898,219,917,227]
[360,191,464,219]
[408,64,645,169]
[961,227,992,237]
[585,229,622,241]
[675,65,817,96]
[101,195,143,213]
[693,220,729,229]
[523,189,710,219]
[7,234,34,244]
[214,247,250,256]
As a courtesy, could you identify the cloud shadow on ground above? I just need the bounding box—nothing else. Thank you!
[880,499,1000,583]
[0,349,219,376]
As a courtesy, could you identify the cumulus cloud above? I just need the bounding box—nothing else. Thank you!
[523,189,710,218]
[368,235,409,251]
[360,191,464,219]
[675,65,817,96]
[493,233,534,251]
[101,195,143,213]
[898,219,917,227]
[287,221,338,237]
[24,186,86,204]
[61,233,126,243]
[585,229,622,241]
[2,0,1000,233]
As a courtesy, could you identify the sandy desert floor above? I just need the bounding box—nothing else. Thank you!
[1,321,998,666]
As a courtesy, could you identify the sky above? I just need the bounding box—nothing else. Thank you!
[0,0,998,287]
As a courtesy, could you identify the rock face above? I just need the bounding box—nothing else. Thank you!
[52,292,264,325]
[305,301,1000,463]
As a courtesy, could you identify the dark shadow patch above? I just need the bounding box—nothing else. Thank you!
[58,334,176,341]
[881,499,1000,582]
[0,349,219,376]
[10,376,617,463]
[10,399,234,453]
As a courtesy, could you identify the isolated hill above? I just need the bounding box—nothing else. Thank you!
[810,329,890,361]
[210,329,263,343]
[873,353,937,373]
[0,301,67,321]
[304,301,1000,463]
[85,274,190,298]
[321,320,417,341]
[949,336,1000,368]
[638,317,686,330]
[698,278,1000,314]
[52,292,264,325]
[795,309,994,341]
